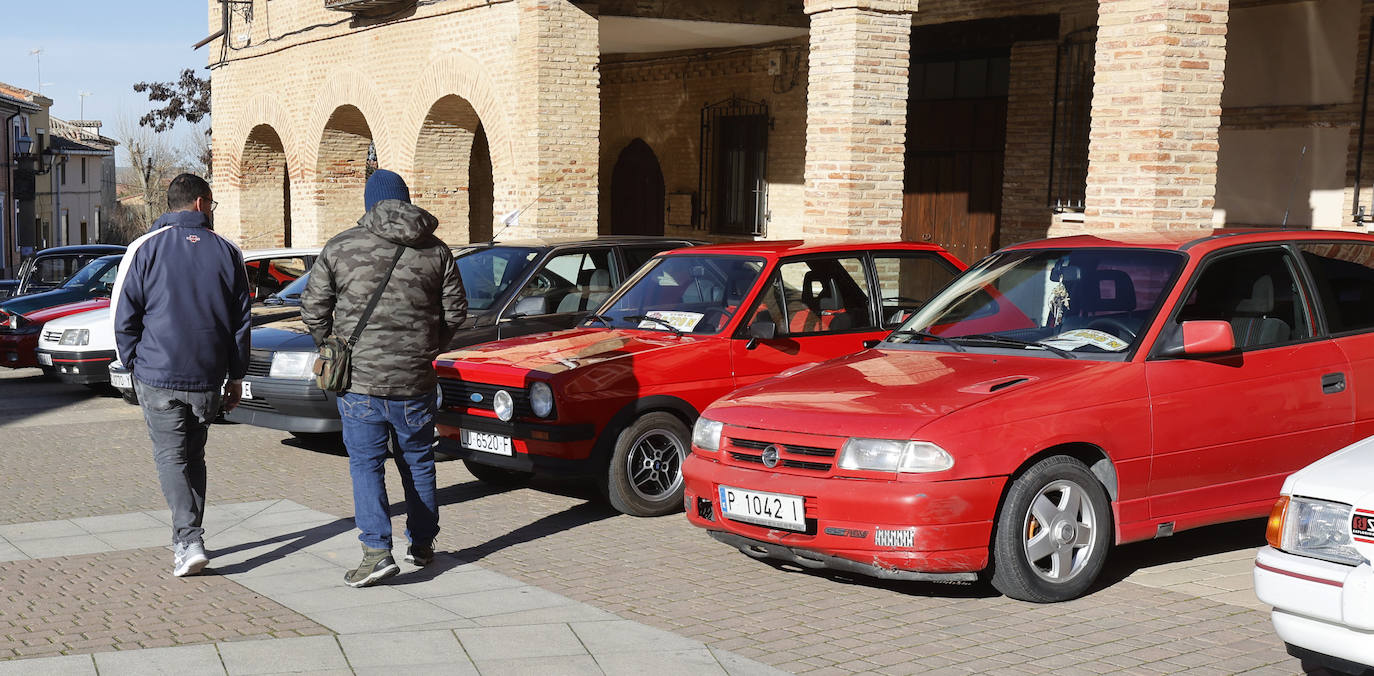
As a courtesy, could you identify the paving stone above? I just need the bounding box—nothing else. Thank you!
[337,629,470,668]
[217,636,348,675]
[456,623,587,661]
[93,643,227,675]
[571,618,708,655]
[304,598,468,634]
[0,653,96,675]
[473,654,604,676]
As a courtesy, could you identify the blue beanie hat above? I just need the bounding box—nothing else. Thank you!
[364,169,410,212]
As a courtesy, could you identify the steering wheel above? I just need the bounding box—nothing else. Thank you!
[697,307,732,332]
[1085,317,1137,341]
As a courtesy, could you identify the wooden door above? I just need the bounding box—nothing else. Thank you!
[611,138,665,236]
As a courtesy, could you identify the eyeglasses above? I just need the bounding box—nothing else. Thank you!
[210,200,219,212]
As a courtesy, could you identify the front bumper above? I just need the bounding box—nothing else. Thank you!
[434,410,598,476]
[0,332,39,368]
[683,454,1004,576]
[224,376,340,433]
[1254,546,1374,670]
[37,349,116,384]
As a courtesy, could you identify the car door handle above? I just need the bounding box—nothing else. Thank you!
[1321,372,1346,395]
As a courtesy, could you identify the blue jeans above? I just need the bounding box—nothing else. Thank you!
[337,392,440,551]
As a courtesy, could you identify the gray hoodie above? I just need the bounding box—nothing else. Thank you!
[301,199,467,398]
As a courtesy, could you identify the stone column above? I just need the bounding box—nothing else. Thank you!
[797,0,917,241]
[1078,0,1229,233]
[511,0,600,238]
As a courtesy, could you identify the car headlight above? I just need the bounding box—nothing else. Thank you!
[692,417,724,453]
[837,439,953,473]
[1267,495,1366,567]
[493,389,514,421]
[269,351,318,380]
[530,381,554,418]
[1,312,17,330]
[59,329,90,346]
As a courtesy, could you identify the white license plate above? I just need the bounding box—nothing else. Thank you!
[37,352,52,366]
[461,429,513,456]
[111,372,132,389]
[718,485,806,531]
[241,381,253,400]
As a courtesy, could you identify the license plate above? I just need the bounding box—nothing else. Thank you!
[37,352,52,366]
[718,485,806,531]
[241,381,253,400]
[461,429,513,456]
[111,372,132,389]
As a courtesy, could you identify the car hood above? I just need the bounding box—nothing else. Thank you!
[0,287,91,317]
[250,316,317,352]
[706,348,1126,442]
[1281,437,1374,560]
[436,327,700,379]
[25,298,111,324]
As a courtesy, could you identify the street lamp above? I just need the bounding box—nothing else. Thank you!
[12,133,56,254]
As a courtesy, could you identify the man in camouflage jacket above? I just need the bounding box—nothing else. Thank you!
[302,169,466,587]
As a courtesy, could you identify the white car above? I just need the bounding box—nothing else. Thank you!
[38,247,319,392]
[1254,436,1374,675]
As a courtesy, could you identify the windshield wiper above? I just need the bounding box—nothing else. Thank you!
[887,329,965,352]
[954,333,1076,359]
[584,313,612,328]
[624,314,682,336]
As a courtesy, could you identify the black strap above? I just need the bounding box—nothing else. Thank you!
[347,245,406,347]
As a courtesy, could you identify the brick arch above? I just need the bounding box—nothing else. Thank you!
[403,51,514,188]
[239,125,294,249]
[412,95,495,244]
[314,104,376,241]
[221,96,303,246]
[304,72,396,171]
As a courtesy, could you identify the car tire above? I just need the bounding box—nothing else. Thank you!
[462,459,533,486]
[990,455,1112,603]
[603,412,689,517]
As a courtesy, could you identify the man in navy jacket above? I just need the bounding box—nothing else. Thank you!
[112,173,251,577]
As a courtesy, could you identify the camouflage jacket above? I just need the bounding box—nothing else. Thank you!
[301,200,467,398]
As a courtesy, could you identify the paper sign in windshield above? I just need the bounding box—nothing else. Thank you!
[640,311,703,332]
[1041,329,1129,352]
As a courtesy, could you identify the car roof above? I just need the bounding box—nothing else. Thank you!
[478,235,707,249]
[242,247,322,258]
[1003,228,1374,255]
[657,240,952,258]
[93,254,124,263]
[31,244,125,256]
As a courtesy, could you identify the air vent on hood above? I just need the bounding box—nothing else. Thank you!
[959,376,1036,395]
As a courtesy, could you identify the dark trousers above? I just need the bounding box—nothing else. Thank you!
[135,379,221,546]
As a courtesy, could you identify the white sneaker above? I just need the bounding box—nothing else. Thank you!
[173,541,209,577]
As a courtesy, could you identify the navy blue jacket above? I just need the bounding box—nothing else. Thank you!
[112,210,251,391]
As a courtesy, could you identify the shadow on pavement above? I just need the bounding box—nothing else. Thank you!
[1092,517,1267,592]
[280,432,347,457]
[748,556,1000,599]
[207,517,356,576]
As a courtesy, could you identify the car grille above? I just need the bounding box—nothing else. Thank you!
[43,330,62,343]
[237,398,278,413]
[439,379,532,418]
[247,349,273,378]
[724,436,839,473]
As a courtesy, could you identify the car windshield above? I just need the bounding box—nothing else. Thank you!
[589,255,766,335]
[61,259,117,290]
[455,246,541,311]
[891,248,1184,357]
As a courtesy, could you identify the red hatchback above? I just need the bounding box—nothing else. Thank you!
[685,229,1374,602]
[432,241,965,516]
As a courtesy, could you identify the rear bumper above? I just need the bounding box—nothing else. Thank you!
[224,376,340,433]
[435,411,598,477]
[37,349,116,384]
[1254,546,1374,670]
[683,454,1004,576]
[0,332,38,368]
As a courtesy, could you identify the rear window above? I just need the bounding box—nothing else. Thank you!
[1299,242,1374,333]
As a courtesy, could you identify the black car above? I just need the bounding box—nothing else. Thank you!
[1,244,125,299]
[226,236,705,435]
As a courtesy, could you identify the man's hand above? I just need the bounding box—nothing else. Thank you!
[223,380,244,412]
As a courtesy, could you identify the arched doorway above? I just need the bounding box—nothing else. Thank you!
[610,139,665,236]
[315,105,374,241]
[240,124,291,247]
[413,95,494,244]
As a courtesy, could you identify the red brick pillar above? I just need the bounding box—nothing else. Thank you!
[1079,0,1229,233]
[512,0,600,238]
[798,1,916,241]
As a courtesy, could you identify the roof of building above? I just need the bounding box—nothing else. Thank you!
[0,81,39,101]
[50,135,116,156]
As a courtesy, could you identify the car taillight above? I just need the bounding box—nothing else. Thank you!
[1266,495,1289,548]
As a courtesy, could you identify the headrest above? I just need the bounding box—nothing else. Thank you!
[802,270,835,306]
[1235,275,1275,314]
[589,268,611,289]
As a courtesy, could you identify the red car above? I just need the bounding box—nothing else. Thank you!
[684,229,1374,602]
[433,241,965,516]
[0,298,111,368]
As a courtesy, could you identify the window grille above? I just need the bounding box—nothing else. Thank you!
[1048,28,1096,212]
[700,97,769,236]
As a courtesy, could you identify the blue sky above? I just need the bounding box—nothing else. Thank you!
[1,0,210,165]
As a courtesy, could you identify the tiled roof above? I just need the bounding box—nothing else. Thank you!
[0,81,39,101]
[50,135,115,155]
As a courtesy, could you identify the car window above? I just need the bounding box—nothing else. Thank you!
[766,256,875,335]
[1175,248,1313,350]
[255,257,309,298]
[623,245,679,275]
[455,246,540,311]
[1298,242,1374,334]
[595,255,766,335]
[34,257,72,286]
[513,249,615,316]
[873,253,961,327]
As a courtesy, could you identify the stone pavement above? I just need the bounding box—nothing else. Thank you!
[0,367,1323,673]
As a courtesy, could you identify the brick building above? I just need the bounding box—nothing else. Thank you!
[208,0,1373,262]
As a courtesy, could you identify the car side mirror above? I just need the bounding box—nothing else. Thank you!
[862,339,881,349]
[1159,320,1235,358]
[509,295,546,318]
[745,319,776,350]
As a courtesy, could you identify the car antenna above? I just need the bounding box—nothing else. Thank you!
[1280,144,1308,229]
[487,171,568,246]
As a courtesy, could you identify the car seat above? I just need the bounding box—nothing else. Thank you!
[1229,275,1291,348]
[791,271,848,333]
[556,268,613,313]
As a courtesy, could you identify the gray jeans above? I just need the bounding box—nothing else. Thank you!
[134,379,222,546]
